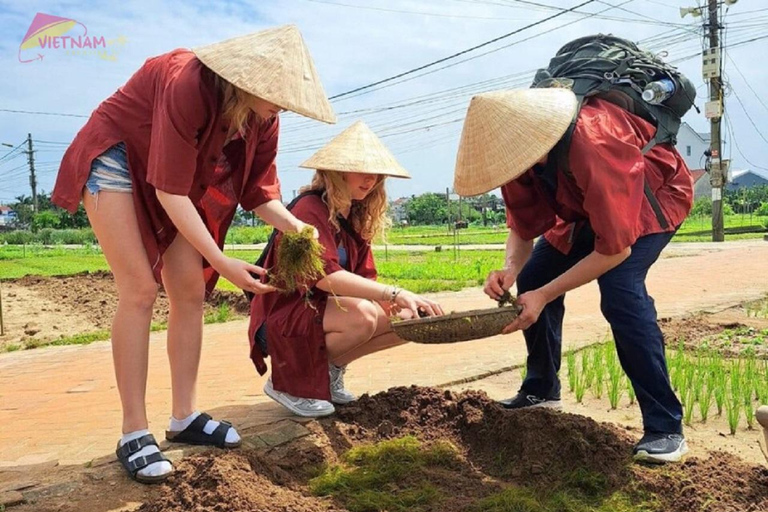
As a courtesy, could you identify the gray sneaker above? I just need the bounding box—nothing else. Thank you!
[499,392,563,411]
[263,378,335,418]
[329,363,357,404]
[633,432,688,464]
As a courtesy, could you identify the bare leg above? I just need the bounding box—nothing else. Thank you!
[83,190,157,434]
[324,298,407,367]
[160,233,205,420]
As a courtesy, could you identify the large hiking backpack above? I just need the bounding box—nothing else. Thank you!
[531,34,698,229]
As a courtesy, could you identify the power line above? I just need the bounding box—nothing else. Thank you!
[0,152,25,167]
[301,0,537,20]
[728,84,768,145]
[0,141,25,163]
[328,0,596,100]
[0,108,88,118]
[724,111,768,172]
[33,140,71,145]
[726,54,768,115]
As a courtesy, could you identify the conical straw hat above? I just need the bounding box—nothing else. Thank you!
[193,25,336,124]
[453,88,578,196]
[300,121,411,178]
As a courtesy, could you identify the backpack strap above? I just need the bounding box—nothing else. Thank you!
[541,100,670,232]
[640,138,670,230]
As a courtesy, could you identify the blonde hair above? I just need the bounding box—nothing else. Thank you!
[212,73,260,137]
[300,171,391,242]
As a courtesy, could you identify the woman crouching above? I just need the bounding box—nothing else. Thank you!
[248,121,443,417]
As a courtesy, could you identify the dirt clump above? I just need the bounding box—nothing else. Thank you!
[635,451,768,512]
[138,450,337,512]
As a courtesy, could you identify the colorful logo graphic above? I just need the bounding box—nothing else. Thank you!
[18,13,127,63]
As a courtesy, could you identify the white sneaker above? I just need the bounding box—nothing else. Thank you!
[329,363,357,404]
[263,378,335,418]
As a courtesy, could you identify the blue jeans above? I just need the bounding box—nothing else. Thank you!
[85,142,131,194]
[517,225,683,434]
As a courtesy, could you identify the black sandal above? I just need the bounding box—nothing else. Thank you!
[165,412,241,448]
[115,433,173,484]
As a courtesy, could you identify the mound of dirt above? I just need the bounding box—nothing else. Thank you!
[134,387,768,512]
[331,386,634,490]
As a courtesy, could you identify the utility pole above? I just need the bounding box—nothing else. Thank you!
[25,133,38,213]
[707,0,724,242]
[705,0,728,242]
[684,0,738,240]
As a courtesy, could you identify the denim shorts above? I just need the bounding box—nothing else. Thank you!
[85,142,132,194]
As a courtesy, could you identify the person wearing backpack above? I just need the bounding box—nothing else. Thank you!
[453,85,693,463]
[248,121,443,418]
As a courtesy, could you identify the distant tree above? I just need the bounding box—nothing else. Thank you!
[405,193,449,225]
[31,210,59,231]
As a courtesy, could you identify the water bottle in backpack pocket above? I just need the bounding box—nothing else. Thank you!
[642,78,676,105]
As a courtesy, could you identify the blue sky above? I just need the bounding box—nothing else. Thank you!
[1,0,766,205]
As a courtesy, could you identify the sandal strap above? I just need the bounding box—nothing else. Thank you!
[124,451,169,475]
[186,412,213,434]
[167,412,235,448]
[116,433,158,460]
[210,420,232,447]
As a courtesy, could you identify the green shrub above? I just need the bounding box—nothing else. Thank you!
[1,230,34,244]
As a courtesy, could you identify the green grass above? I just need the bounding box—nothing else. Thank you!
[379,216,767,246]
[470,487,657,512]
[0,247,505,295]
[309,436,457,512]
[0,252,110,278]
[203,303,235,324]
[311,436,657,512]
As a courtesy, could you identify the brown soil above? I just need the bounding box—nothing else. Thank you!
[129,388,767,512]
[660,307,768,358]
[0,271,250,349]
[139,451,337,512]
[634,452,768,512]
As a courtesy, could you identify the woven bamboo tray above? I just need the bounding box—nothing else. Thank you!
[391,305,522,344]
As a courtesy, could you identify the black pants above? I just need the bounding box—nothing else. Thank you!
[517,226,683,434]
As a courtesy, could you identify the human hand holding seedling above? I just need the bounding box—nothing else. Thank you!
[218,257,277,295]
[501,289,547,334]
[394,290,444,318]
[484,268,517,300]
[292,219,319,239]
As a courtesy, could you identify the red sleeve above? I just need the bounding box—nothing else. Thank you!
[500,172,556,241]
[355,242,377,281]
[569,108,645,255]
[287,196,344,287]
[241,116,282,211]
[146,60,209,195]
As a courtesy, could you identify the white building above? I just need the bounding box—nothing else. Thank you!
[0,206,17,226]
[675,122,710,171]
[389,197,410,225]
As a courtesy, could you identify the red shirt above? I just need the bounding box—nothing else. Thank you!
[501,98,693,255]
[248,193,377,401]
[52,49,281,291]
